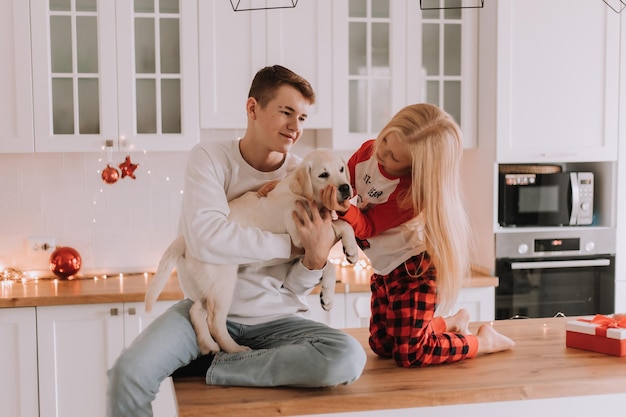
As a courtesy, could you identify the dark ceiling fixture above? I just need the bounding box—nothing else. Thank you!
[230,0,298,12]
[603,0,626,13]
[420,0,484,10]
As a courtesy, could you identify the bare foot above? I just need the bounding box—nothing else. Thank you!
[445,309,471,334]
[476,324,515,354]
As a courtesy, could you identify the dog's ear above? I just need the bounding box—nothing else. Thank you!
[290,164,315,200]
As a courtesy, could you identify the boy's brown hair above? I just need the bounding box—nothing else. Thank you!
[248,65,316,107]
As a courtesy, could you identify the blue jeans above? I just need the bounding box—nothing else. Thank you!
[107,299,367,417]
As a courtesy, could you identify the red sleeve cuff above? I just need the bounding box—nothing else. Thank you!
[466,335,479,358]
[337,205,359,224]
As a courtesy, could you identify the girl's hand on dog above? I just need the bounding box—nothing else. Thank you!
[321,185,351,215]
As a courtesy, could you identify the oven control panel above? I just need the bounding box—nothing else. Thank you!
[495,229,615,259]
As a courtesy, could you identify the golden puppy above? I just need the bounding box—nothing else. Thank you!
[145,149,358,354]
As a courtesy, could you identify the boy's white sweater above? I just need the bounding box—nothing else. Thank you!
[178,140,327,325]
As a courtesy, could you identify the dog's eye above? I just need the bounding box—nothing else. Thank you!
[319,172,330,179]
[340,167,345,173]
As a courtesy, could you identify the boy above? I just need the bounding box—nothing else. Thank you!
[107,65,366,417]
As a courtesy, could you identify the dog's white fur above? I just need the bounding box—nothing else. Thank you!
[145,149,358,354]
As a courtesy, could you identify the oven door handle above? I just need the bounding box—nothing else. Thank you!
[510,259,611,270]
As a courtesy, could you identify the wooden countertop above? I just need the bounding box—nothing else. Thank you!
[173,317,626,417]
[0,273,184,308]
[0,267,497,308]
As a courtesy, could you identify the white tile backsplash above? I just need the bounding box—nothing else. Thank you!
[0,151,187,275]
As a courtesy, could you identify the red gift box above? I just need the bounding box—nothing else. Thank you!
[565,314,626,357]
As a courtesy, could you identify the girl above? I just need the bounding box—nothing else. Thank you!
[321,103,514,367]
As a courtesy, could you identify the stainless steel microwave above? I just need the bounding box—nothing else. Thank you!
[498,172,594,227]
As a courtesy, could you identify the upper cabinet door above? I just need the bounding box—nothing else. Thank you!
[198,0,332,130]
[0,0,35,153]
[115,0,199,151]
[496,0,620,163]
[31,0,119,152]
[31,0,199,152]
[324,0,478,151]
[420,4,478,149]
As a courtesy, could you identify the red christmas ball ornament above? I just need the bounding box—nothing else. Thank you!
[50,247,82,279]
[102,164,120,184]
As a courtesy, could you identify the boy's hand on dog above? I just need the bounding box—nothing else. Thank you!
[321,185,351,215]
[292,199,335,270]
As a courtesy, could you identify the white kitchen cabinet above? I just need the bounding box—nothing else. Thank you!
[37,303,124,417]
[123,301,178,417]
[198,0,332,130]
[344,286,495,329]
[495,0,621,163]
[323,0,479,151]
[0,307,39,417]
[453,286,495,322]
[345,292,372,329]
[37,301,177,417]
[0,0,34,153]
[306,293,347,329]
[30,0,199,152]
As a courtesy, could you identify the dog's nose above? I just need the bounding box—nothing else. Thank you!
[337,184,352,201]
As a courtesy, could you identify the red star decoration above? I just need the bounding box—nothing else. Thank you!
[118,155,139,179]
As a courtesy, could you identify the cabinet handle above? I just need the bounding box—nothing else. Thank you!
[110,308,119,316]
[128,307,136,315]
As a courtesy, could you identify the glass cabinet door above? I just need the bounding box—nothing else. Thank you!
[32,0,118,152]
[117,0,199,151]
[347,0,391,135]
[327,0,477,151]
[31,0,198,152]
[328,0,411,151]
[420,0,477,147]
[127,0,181,135]
[49,0,100,136]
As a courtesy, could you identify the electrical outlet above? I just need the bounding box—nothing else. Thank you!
[26,237,56,256]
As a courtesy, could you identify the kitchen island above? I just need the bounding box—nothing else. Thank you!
[173,317,626,417]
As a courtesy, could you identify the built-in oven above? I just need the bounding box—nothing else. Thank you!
[495,229,615,320]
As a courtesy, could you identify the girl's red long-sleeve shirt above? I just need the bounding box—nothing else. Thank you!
[339,140,424,276]
[339,140,414,240]
[339,140,478,367]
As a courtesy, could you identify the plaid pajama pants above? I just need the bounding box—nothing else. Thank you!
[368,252,477,367]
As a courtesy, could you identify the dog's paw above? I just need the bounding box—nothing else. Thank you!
[320,291,334,311]
[343,245,359,264]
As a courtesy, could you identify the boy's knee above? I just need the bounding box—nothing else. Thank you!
[324,333,367,386]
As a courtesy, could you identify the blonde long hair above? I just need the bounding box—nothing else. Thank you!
[374,103,472,313]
